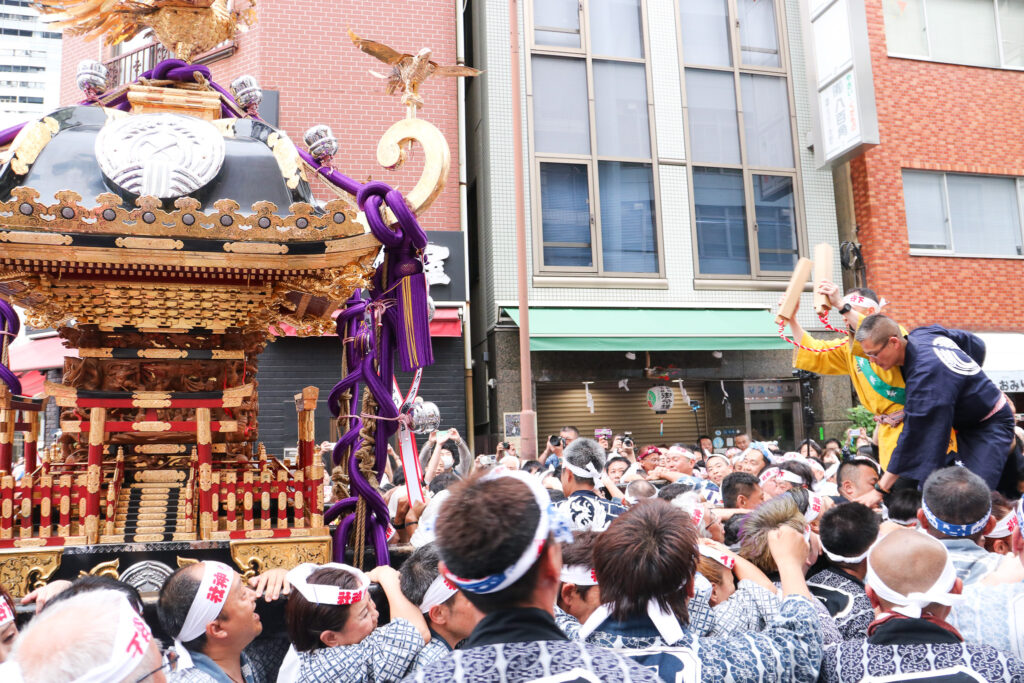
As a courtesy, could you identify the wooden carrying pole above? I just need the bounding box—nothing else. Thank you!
[813,243,833,316]
[775,257,814,325]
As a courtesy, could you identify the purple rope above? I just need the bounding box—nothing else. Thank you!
[0,301,22,395]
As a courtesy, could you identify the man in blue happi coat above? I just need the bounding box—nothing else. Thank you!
[852,314,1017,507]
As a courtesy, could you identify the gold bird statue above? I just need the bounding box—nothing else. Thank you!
[347,28,480,111]
[33,0,256,62]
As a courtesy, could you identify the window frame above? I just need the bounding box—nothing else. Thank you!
[678,0,807,280]
[884,0,1024,71]
[525,0,666,278]
[903,168,1024,258]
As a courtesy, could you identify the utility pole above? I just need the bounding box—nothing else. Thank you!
[509,0,536,459]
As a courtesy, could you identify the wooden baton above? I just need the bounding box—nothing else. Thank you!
[813,243,833,316]
[775,257,813,325]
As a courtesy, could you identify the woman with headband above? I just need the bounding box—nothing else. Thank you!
[283,562,429,683]
[694,540,783,639]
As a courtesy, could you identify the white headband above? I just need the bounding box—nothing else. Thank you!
[671,447,697,460]
[564,459,601,480]
[76,596,154,683]
[842,293,886,312]
[865,544,961,618]
[287,563,370,606]
[0,597,12,628]
[704,453,730,468]
[418,573,459,612]
[441,470,573,594]
[697,545,735,570]
[174,561,234,669]
[560,564,599,586]
[804,492,825,523]
[760,468,803,486]
[823,546,871,564]
[1,595,152,683]
[985,511,1016,539]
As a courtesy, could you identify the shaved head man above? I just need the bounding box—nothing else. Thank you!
[866,529,962,617]
[819,527,1024,682]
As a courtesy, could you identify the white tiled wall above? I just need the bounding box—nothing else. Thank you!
[475,0,839,333]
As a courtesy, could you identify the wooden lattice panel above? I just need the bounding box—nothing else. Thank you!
[44,280,278,331]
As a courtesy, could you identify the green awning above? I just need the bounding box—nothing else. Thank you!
[502,307,790,352]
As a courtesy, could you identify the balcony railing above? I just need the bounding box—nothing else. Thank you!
[103,39,237,89]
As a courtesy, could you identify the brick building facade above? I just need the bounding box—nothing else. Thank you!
[849,0,1024,332]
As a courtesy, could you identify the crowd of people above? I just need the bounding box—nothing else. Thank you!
[3,421,1024,682]
[3,280,1024,681]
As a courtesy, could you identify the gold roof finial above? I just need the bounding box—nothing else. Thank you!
[33,0,257,63]
[347,28,480,118]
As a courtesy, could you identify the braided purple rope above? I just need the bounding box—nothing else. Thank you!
[0,301,22,396]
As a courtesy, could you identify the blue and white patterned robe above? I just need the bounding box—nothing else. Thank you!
[294,618,424,683]
[820,615,1024,682]
[583,595,824,682]
[807,567,874,640]
[950,580,1024,660]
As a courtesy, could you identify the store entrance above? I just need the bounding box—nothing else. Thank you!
[747,401,799,452]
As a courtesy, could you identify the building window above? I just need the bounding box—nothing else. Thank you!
[528,0,661,276]
[903,170,1024,256]
[680,0,802,278]
[883,0,1024,68]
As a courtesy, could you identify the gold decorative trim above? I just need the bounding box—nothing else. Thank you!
[0,231,72,246]
[0,187,364,243]
[9,117,59,176]
[266,131,308,190]
[376,117,450,217]
[229,536,331,579]
[115,237,184,250]
[80,558,120,579]
[0,548,62,597]
[223,242,288,255]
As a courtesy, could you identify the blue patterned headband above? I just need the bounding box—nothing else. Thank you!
[920,497,990,537]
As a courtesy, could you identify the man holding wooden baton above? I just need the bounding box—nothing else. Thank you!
[781,281,908,469]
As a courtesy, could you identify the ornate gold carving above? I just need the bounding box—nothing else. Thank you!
[176,556,200,568]
[80,558,120,579]
[229,537,331,579]
[0,187,362,243]
[376,117,450,217]
[266,132,307,190]
[0,231,73,246]
[34,0,255,64]
[115,237,185,250]
[10,117,59,175]
[278,263,377,306]
[223,242,288,255]
[0,548,62,597]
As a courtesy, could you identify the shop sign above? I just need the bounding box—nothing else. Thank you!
[646,386,674,414]
[744,381,799,402]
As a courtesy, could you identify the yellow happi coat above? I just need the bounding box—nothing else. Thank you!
[794,333,905,469]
